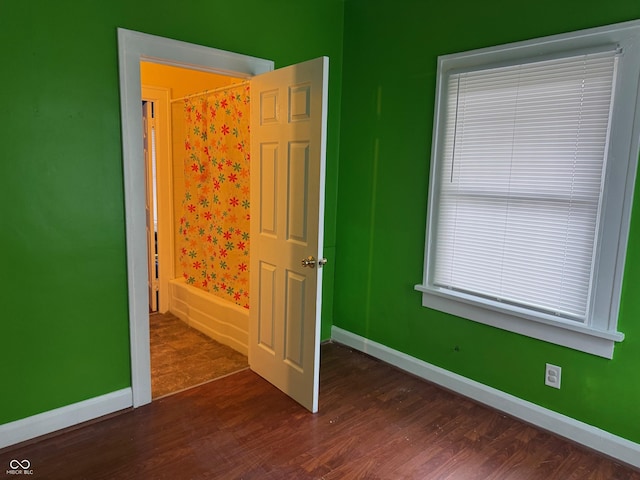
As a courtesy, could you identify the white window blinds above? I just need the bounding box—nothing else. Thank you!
[432,50,619,321]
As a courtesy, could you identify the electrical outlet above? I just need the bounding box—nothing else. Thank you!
[545,363,562,389]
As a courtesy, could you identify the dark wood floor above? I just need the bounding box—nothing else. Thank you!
[2,343,638,479]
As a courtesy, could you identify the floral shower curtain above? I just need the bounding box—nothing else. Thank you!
[178,83,251,308]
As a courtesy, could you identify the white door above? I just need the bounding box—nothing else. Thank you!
[249,57,328,413]
[142,101,158,313]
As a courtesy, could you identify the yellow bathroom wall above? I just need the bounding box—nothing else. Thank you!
[140,62,237,98]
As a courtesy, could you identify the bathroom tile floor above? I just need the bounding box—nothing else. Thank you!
[150,312,249,399]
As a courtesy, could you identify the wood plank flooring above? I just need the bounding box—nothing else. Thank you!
[1,343,638,479]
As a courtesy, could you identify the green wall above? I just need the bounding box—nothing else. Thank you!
[0,0,343,425]
[335,0,640,442]
[3,0,639,448]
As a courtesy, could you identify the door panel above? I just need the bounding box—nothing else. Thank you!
[284,270,306,369]
[287,142,310,244]
[250,57,328,413]
[258,261,277,351]
[259,145,279,237]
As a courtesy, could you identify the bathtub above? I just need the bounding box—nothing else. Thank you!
[168,278,249,356]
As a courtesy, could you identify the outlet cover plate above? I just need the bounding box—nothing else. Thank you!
[545,363,562,389]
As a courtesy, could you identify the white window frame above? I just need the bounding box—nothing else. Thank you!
[415,20,640,358]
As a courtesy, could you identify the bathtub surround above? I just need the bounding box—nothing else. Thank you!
[169,278,249,355]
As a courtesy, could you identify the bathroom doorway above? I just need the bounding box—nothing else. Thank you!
[120,29,328,412]
[141,63,250,398]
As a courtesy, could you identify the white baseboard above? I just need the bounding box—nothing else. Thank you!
[331,326,640,470]
[0,388,132,450]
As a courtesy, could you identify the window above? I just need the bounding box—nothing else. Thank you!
[416,21,640,358]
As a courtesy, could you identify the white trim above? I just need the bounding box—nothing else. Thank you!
[417,19,640,358]
[415,289,621,359]
[331,326,640,470]
[0,388,131,450]
[117,28,273,408]
[141,85,173,314]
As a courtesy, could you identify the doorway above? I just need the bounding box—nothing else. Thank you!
[141,63,253,398]
[119,29,328,412]
[141,63,246,315]
[118,28,273,407]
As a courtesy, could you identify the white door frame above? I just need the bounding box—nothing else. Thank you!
[141,85,171,314]
[117,28,273,407]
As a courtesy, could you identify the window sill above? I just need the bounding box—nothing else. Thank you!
[415,284,624,359]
